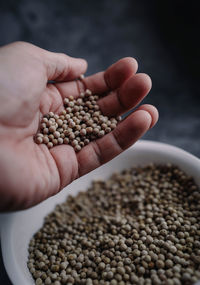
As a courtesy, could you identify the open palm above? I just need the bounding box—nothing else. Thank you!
[0,42,158,211]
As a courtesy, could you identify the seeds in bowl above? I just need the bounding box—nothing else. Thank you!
[35,87,121,152]
[27,164,200,284]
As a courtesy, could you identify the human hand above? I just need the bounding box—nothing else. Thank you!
[0,42,158,211]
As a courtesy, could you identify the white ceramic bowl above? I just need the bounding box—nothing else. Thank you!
[1,140,200,285]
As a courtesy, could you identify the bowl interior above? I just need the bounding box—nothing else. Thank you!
[1,140,200,285]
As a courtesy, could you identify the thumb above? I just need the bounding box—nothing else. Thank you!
[43,51,88,82]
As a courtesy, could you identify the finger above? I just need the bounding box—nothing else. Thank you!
[44,51,88,82]
[50,145,78,189]
[77,109,153,177]
[137,104,159,128]
[54,57,138,98]
[98,73,152,117]
[84,57,138,93]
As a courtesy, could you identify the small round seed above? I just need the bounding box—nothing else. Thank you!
[64,98,69,104]
[71,140,78,147]
[57,138,63,145]
[53,131,60,138]
[49,126,56,133]
[80,129,87,136]
[35,136,43,144]
[105,127,111,133]
[84,139,90,145]
[74,145,81,152]
[156,260,165,269]
[98,262,106,270]
[43,136,49,144]
[49,112,54,117]
[57,119,63,127]
[69,132,75,140]
[63,138,69,144]
[86,127,93,134]
[52,139,58,146]
[98,130,105,138]
[47,142,53,148]
[165,259,174,268]
[43,128,49,134]
[93,128,99,135]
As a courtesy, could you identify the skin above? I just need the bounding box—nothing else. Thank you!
[0,41,158,211]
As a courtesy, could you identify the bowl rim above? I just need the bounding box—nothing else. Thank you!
[1,139,200,285]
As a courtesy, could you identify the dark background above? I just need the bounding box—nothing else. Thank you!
[0,0,200,284]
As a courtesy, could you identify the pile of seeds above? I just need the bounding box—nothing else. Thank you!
[28,164,200,285]
[35,88,121,152]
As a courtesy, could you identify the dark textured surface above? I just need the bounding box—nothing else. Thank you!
[0,0,199,284]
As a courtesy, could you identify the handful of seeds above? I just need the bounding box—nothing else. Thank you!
[35,88,121,152]
[28,164,200,285]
